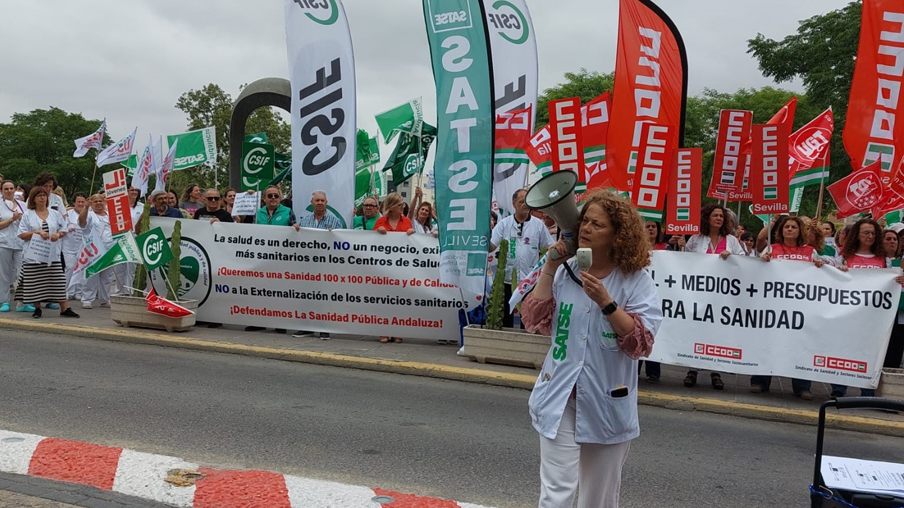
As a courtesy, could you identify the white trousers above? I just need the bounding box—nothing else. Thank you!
[63,252,82,299]
[0,247,22,304]
[112,262,136,295]
[82,269,112,304]
[538,399,631,508]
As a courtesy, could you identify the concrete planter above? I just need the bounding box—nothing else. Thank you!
[878,368,904,399]
[463,325,549,370]
[110,295,198,333]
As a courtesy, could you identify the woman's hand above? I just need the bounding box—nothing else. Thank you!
[12,211,21,221]
[580,271,612,309]
[838,265,849,272]
[814,259,824,268]
[432,230,439,238]
[895,274,904,285]
[38,231,50,240]
[720,250,731,260]
[762,252,771,262]
[406,228,415,236]
[377,226,387,235]
[545,239,573,271]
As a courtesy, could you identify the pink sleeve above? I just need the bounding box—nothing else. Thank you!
[617,313,655,359]
[521,294,556,336]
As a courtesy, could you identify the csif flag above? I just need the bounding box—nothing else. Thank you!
[488,0,538,217]
[286,0,356,229]
[423,0,495,295]
[666,148,701,234]
[73,120,106,158]
[96,127,138,167]
[607,0,688,192]
[375,98,423,143]
[828,159,885,218]
[383,123,437,185]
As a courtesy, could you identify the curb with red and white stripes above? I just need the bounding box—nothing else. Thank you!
[0,429,495,508]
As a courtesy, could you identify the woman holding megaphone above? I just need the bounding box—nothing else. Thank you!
[521,191,662,508]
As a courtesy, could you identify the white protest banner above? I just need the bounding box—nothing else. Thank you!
[285,0,356,229]
[231,192,260,217]
[148,219,479,340]
[25,236,55,266]
[647,251,899,388]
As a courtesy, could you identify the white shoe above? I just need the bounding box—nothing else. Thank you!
[81,302,92,309]
[456,346,466,357]
[292,331,314,338]
[99,301,110,308]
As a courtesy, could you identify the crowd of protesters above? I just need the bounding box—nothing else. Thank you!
[2,169,902,403]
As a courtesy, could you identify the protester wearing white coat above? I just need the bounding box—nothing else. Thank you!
[521,192,662,508]
[78,194,115,308]
[0,180,27,312]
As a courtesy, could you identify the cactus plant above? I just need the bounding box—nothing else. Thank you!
[166,220,182,301]
[485,239,509,330]
[134,201,151,292]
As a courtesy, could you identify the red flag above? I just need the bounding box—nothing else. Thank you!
[843,0,904,179]
[524,125,552,176]
[749,124,790,215]
[582,92,612,192]
[146,289,194,318]
[708,110,752,199]
[549,97,586,177]
[666,148,701,235]
[828,160,885,218]
[495,105,532,150]
[607,0,688,192]
[788,108,834,180]
[631,123,674,220]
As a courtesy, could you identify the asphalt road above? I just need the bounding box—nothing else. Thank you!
[1,329,903,508]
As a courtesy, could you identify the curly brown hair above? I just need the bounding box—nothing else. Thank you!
[775,216,807,247]
[842,218,885,259]
[798,216,824,253]
[578,191,650,274]
[699,204,732,237]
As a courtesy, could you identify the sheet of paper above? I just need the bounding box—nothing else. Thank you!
[27,236,55,265]
[232,192,259,216]
[821,455,904,496]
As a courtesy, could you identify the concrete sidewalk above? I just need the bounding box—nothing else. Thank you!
[2,306,903,437]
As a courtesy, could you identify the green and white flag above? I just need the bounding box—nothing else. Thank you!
[240,141,275,191]
[165,127,217,170]
[244,132,269,144]
[383,123,436,185]
[136,227,174,271]
[375,98,423,143]
[423,0,494,295]
[85,233,142,278]
[355,129,380,170]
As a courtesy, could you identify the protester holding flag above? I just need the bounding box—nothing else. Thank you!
[179,185,204,217]
[409,188,438,237]
[682,204,744,390]
[256,186,298,229]
[62,193,88,300]
[521,191,661,508]
[15,187,78,319]
[0,180,27,313]
[751,216,824,399]
[833,218,894,398]
[353,196,380,231]
[77,193,115,309]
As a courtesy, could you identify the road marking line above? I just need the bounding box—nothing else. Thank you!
[28,438,122,490]
[113,449,197,507]
[0,430,44,475]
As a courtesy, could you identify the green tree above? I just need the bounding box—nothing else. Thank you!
[0,107,110,196]
[172,83,290,192]
[535,69,614,128]
[747,1,861,218]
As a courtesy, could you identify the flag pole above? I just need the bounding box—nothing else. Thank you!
[89,160,99,195]
[815,149,828,220]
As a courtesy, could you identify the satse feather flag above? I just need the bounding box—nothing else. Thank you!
[73,120,106,158]
[96,127,138,167]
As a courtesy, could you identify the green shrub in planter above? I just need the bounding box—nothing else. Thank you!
[485,239,508,330]
[166,220,182,301]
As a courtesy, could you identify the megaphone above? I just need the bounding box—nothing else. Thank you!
[525,170,581,257]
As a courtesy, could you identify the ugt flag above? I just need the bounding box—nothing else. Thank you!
[73,120,106,158]
[96,127,138,167]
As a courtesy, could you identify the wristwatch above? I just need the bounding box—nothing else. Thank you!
[601,300,618,316]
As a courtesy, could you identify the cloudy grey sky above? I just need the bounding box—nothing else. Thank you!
[0,0,853,146]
